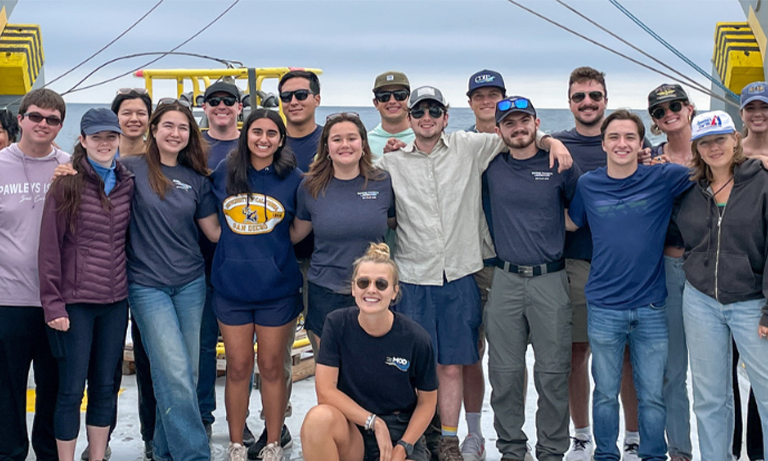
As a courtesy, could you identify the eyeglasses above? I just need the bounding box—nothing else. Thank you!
[22,112,62,127]
[496,97,531,112]
[355,277,390,291]
[117,88,149,96]
[279,89,314,104]
[410,106,444,119]
[570,91,604,103]
[326,112,360,122]
[205,96,238,107]
[375,90,409,103]
[157,98,192,109]
[650,101,684,120]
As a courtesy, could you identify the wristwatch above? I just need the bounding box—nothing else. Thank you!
[396,440,414,457]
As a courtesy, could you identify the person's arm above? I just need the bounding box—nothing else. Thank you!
[388,216,397,230]
[290,218,313,244]
[564,210,579,232]
[538,134,573,172]
[566,180,587,232]
[38,188,70,330]
[52,162,76,179]
[197,214,221,243]
[391,389,437,461]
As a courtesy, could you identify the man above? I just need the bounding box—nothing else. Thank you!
[485,96,580,461]
[378,86,571,461]
[553,67,641,461]
[566,110,692,461]
[368,71,414,159]
[0,88,70,461]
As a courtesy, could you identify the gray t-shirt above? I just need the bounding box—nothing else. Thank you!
[122,155,218,287]
[296,173,395,293]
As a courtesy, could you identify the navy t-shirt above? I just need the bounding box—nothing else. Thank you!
[296,173,395,293]
[285,125,323,260]
[317,307,438,416]
[568,163,694,309]
[486,150,581,265]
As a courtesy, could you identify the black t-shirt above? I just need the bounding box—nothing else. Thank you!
[317,307,438,416]
[285,125,323,259]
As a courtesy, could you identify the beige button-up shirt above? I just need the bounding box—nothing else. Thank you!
[376,131,504,286]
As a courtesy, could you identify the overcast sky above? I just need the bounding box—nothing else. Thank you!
[11,0,747,109]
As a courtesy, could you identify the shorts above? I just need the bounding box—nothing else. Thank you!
[566,259,590,343]
[306,281,355,337]
[396,275,481,365]
[213,291,302,327]
[359,413,430,461]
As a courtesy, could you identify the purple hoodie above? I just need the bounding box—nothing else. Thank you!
[0,143,69,307]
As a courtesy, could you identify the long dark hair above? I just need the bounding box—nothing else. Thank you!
[226,109,296,196]
[144,102,209,199]
[0,109,19,143]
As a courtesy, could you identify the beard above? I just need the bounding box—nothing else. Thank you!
[502,130,536,149]
[573,106,605,127]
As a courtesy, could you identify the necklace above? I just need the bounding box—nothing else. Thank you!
[712,175,734,198]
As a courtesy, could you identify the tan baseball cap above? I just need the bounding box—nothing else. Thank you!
[373,71,410,92]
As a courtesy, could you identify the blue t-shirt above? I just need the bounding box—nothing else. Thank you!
[568,163,693,309]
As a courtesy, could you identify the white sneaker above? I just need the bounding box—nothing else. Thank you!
[525,443,535,461]
[460,433,486,461]
[259,442,284,461]
[565,436,594,461]
[227,443,247,461]
[623,442,641,461]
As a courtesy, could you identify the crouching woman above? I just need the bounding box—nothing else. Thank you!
[301,243,437,461]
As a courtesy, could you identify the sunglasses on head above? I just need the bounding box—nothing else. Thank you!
[117,88,149,96]
[650,100,684,120]
[497,97,531,112]
[205,96,238,107]
[326,112,360,122]
[570,91,604,103]
[279,89,314,104]
[375,90,409,103]
[157,98,192,109]
[23,112,62,127]
[355,277,390,291]
[410,106,444,119]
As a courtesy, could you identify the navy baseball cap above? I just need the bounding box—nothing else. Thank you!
[740,81,768,109]
[80,108,122,136]
[467,69,506,97]
[495,96,536,124]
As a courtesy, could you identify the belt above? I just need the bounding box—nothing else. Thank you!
[494,259,565,277]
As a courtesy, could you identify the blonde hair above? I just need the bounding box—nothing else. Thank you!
[351,243,400,301]
[690,132,746,183]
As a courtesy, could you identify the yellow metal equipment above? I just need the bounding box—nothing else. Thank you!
[713,22,765,94]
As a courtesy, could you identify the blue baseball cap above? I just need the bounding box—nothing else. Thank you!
[467,69,506,97]
[80,108,122,136]
[740,81,768,109]
[691,111,736,141]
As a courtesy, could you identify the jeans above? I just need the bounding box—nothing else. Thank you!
[588,303,668,461]
[683,282,768,461]
[129,275,210,461]
[197,281,217,425]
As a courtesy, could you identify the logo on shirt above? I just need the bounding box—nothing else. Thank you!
[0,182,50,203]
[222,193,285,235]
[531,171,553,181]
[173,179,192,191]
[385,356,410,372]
[357,191,379,200]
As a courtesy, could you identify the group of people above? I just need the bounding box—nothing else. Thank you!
[0,64,766,461]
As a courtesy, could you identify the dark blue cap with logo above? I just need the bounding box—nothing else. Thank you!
[467,69,506,97]
[740,81,768,109]
[80,108,122,136]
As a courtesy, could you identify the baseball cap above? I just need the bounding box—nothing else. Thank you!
[467,69,506,97]
[373,71,410,92]
[409,86,447,109]
[691,111,736,141]
[495,96,536,124]
[648,83,688,111]
[740,81,768,109]
[80,108,122,136]
[204,81,239,100]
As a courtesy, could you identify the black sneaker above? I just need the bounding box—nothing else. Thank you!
[247,425,292,459]
[243,423,256,447]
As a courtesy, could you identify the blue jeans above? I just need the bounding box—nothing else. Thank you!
[129,275,210,461]
[683,282,768,461]
[588,303,668,461]
[662,256,692,458]
[197,281,217,425]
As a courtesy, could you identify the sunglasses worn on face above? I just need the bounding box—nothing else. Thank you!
[117,87,149,95]
[650,101,684,120]
[206,96,238,107]
[375,90,409,103]
[355,277,389,291]
[157,98,192,109]
[23,112,62,127]
[410,106,444,119]
[326,112,360,122]
[497,97,531,112]
[279,89,314,104]
[570,91,604,103]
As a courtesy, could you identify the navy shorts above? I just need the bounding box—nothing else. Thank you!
[213,291,302,327]
[306,281,355,337]
[358,413,430,461]
[396,275,481,365]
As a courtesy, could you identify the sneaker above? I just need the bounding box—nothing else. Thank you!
[670,456,691,461]
[247,425,293,459]
[80,445,112,461]
[228,442,248,461]
[460,433,486,461]
[258,442,284,461]
[525,443,535,461]
[438,436,463,461]
[566,436,594,461]
[243,423,256,447]
[143,441,154,461]
[623,442,641,461]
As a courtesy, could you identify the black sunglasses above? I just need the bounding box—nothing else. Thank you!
[326,112,360,122]
[650,101,684,120]
[23,112,62,127]
[570,91,604,103]
[375,90,409,103]
[157,98,192,109]
[410,106,444,119]
[355,277,389,291]
[206,96,238,107]
[279,89,314,104]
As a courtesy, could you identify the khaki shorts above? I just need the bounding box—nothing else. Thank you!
[566,259,590,343]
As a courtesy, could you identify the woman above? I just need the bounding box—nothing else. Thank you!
[208,109,303,461]
[0,108,19,149]
[111,88,152,156]
[291,112,394,351]
[39,108,133,461]
[646,83,695,461]
[301,243,438,461]
[676,110,768,461]
[740,81,768,159]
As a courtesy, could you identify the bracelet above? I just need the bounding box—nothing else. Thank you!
[364,413,377,432]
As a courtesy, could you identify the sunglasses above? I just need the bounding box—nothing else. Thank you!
[570,91,604,103]
[23,112,62,127]
[117,88,149,95]
[279,89,314,104]
[157,98,192,109]
[497,97,531,112]
[326,112,360,122]
[355,277,390,291]
[205,96,238,107]
[375,90,409,103]
[650,100,684,120]
[410,106,444,119]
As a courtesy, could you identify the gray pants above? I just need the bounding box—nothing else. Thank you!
[486,268,572,461]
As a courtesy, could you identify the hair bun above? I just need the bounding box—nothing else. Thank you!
[367,242,390,259]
